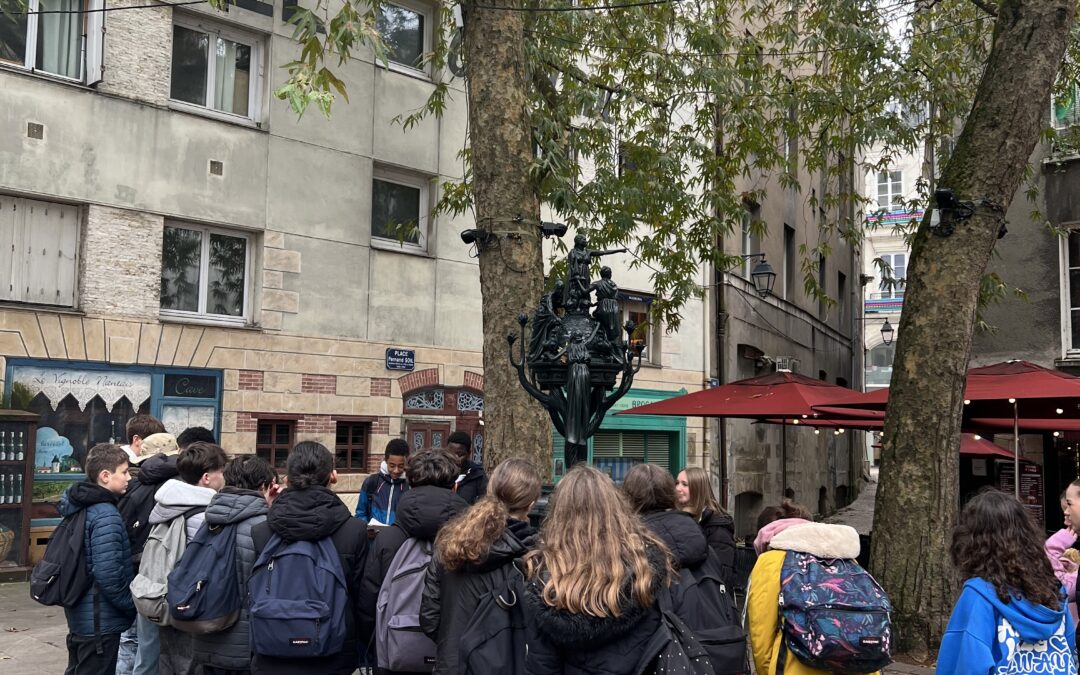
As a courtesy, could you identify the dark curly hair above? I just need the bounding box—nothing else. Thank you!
[950,488,1062,610]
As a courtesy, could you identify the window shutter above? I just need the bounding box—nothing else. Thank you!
[85,0,105,85]
[18,199,79,306]
[620,432,646,461]
[0,196,20,302]
[645,432,671,471]
[592,431,621,457]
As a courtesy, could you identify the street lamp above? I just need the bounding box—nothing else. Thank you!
[880,318,894,346]
[750,258,777,298]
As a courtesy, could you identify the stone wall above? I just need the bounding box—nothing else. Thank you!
[81,205,165,320]
[96,0,172,105]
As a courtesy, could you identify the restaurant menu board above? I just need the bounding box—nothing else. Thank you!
[998,461,1044,525]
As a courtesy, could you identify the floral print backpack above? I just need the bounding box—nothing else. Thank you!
[776,552,894,673]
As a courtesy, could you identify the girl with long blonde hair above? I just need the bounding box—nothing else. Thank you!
[522,464,673,674]
[420,458,542,675]
[675,466,736,588]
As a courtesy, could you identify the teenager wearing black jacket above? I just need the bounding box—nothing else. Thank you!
[676,466,737,588]
[420,458,541,675]
[447,431,488,505]
[357,449,468,671]
[250,442,368,675]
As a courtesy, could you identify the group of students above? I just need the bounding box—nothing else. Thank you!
[43,412,1080,675]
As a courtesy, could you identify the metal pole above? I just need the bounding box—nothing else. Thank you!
[1014,400,1020,500]
[782,422,788,498]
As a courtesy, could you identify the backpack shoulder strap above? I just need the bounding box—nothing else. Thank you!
[181,505,206,520]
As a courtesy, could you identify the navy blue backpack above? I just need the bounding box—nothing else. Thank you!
[248,535,348,658]
[166,522,242,634]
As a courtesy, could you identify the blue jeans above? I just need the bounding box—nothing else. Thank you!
[115,619,138,674]
[132,614,160,675]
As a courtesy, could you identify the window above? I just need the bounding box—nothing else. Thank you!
[0,0,103,82]
[1063,230,1080,352]
[817,254,827,319]
[378,0,429,73]
[876,170,903,210]
[783,224,795,299]
[334,422,370,472]
[877,252,906,299]
[837,271,847,325]
[865,343,895,388]
[0,194,79,306]
[741,208,759,277]
[371,169,430,252]
[160,222,252,322]
[1054,82,1080,130]
[256,421,293,469]
[623,297,662,366]
[170,18,262,122]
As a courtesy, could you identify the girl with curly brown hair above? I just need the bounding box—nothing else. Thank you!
[522,464,674,675]
[419,458,542,675]
[936,488,1077,675]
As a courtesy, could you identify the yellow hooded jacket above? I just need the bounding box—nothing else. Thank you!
[746,522,881,675]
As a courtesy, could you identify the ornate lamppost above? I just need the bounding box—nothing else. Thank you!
[508,234,645,468]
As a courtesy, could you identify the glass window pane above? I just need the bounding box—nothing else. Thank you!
[335,448,349,470]
[0,10,28,65]
[273,448,288,469]
[372,179,421,243]
[36,0,82,78]
[207,232,246,316]
[161,226,202,312]
[257,424,272,444]
[212,36,251,116]
[1070,270,1080,309]
[1069,231,1080,264]
[1072,310,1080,350]
[275,423,290,445]
[378,4,423,68]
[171,25,209,106]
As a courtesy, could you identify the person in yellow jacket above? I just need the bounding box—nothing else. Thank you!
[746,514,880,675]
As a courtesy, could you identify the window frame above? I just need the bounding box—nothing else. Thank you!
[875,170,903,210]
[168,15,265,126]
[370,167,431,254]
[876,251,907,300]
[334,421,371,473]
[377,0,433,79]
[1060,227,1080,358]
[622,297,662,367]
[159,221,254,326]
[0,0,103,83]
[256,419,294,471]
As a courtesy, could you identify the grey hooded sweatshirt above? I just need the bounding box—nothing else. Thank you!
[149,478,216,542]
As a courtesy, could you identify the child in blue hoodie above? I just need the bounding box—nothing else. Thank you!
[938,489,1078,675]
[355,438,409,528]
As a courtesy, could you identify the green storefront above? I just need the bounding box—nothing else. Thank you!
[552,388,688,483]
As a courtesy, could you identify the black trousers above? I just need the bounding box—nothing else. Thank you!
[64,632,121,675]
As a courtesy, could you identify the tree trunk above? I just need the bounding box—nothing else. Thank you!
[461,0,553,475]
[871,0,1075,655]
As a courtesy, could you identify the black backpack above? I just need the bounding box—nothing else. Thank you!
[458,567,527,673]
[30,509,92,607]
[118,477,160,563]
[666,554,749,673]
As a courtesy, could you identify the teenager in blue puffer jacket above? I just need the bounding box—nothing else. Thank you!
[355,439,409,526]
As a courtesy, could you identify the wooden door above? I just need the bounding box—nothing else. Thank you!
[406,421,452,452]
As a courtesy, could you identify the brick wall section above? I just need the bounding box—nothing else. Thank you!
[236,413,258,432]
[96,0,171,105]
[301,374,337,394]
[373,417,390,435]
[463,371,484,392]
[296,414,337,434]
[238,370,264,390]
[398,368,439,396]
[371,378,391,396]
[81,205,164,319]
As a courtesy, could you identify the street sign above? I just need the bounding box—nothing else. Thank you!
[386,348,416,371]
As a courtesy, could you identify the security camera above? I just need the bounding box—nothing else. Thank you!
[460,229,489,246]
[539,221,568,238]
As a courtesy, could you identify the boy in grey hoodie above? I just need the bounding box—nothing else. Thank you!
[147,442,226,675]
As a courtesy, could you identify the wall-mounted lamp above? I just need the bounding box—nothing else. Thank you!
[734,253,776,298]
[880,318,894,346]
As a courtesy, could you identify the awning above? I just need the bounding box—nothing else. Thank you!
[11,365,152,412]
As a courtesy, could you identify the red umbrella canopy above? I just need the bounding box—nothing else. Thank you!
[819,361,1080,418]
[617,371,858,418]
[960,434,1015,459]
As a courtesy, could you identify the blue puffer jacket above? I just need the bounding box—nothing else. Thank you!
[354,463,408,525]
[59,481,136,636]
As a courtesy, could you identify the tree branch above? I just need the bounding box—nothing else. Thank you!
[969,0,998,17]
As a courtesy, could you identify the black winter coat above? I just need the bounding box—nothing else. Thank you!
[357,485,469,646]
[698,508,737,588]
[192,488,268,671]
[250,486,369,675]
[522,546,670,675]
[420,518,538,675]
[455,462,489,505]
[117,452,178,565]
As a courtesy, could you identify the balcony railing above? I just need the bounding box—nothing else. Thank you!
[866,292,903,313]
[866,208,925,230]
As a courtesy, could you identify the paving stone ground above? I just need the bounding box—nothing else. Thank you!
[0,581,68,674]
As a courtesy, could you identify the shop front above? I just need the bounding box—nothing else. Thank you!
[3,359,222,525]
[551,388,689,482]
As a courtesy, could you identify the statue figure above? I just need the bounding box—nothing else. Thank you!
[564,234,626,314]
[562,329,594,446]
[589,266,621,347]
[528,280,565,363]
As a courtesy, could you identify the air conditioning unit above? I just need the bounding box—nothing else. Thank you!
[775,357,799,372]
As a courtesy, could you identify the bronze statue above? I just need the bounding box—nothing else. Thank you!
[589,266,621,347]
[528,280,565,363]
[564,234,626,314]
